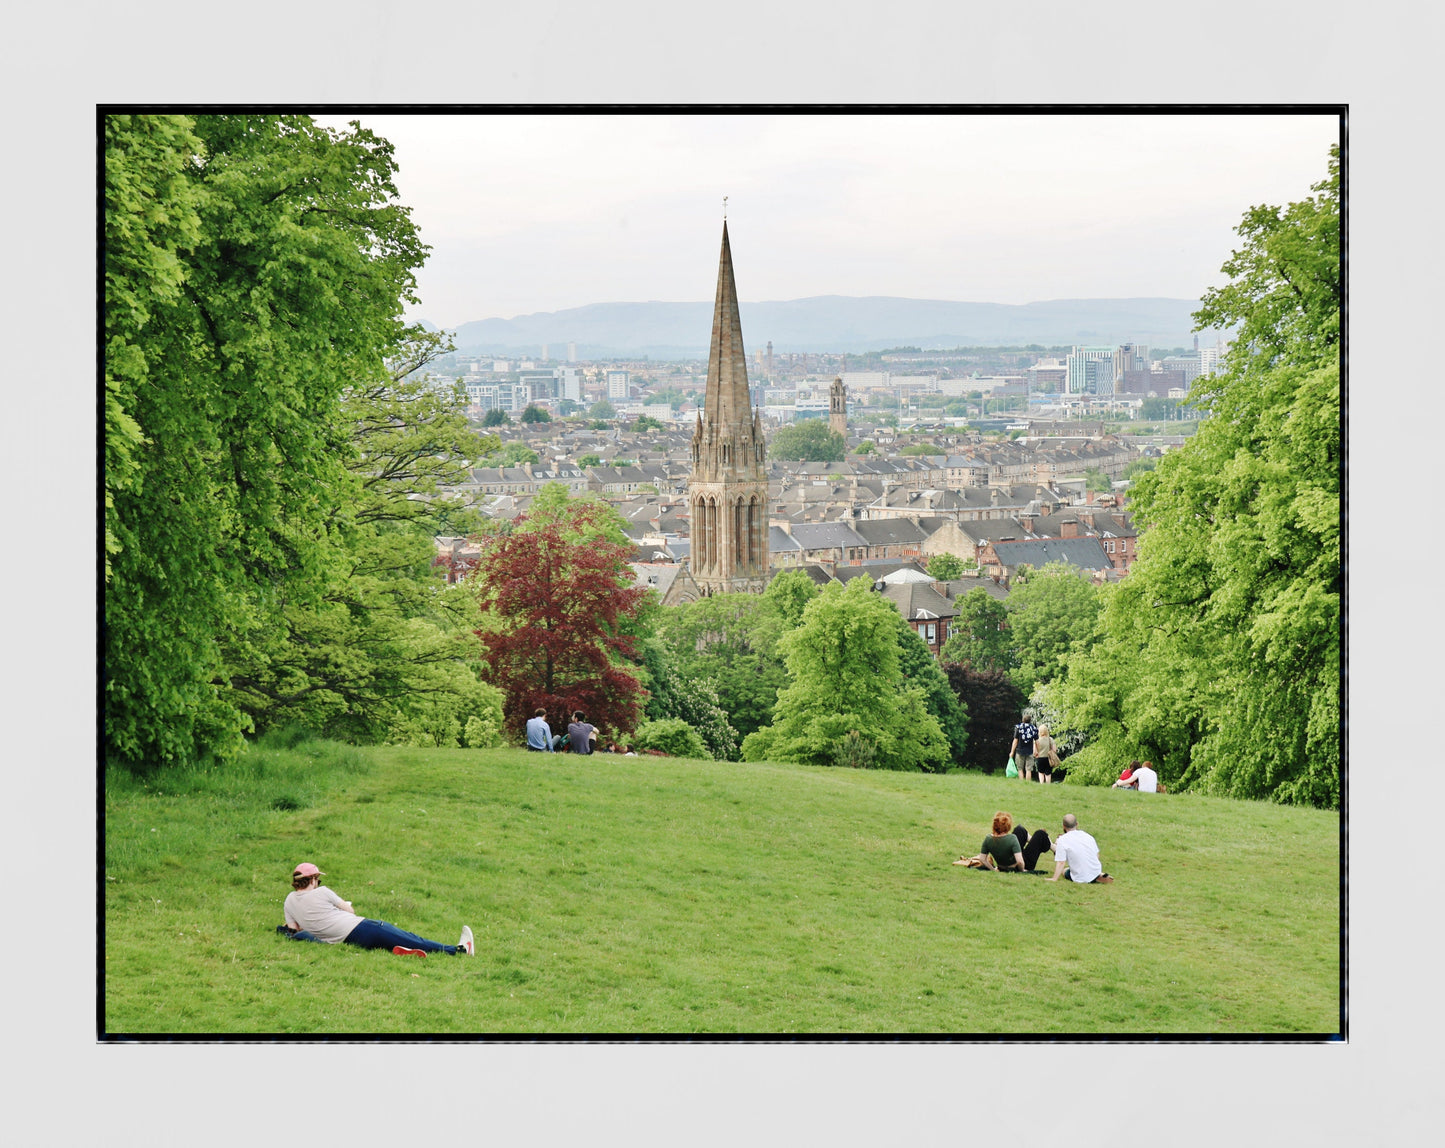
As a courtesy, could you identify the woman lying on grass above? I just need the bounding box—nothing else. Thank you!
[953,811,1052,873]
[280,862,475,959]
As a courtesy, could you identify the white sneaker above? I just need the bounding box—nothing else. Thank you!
[458,925,474,956]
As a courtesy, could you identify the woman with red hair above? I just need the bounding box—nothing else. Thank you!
[954,812,1053,872]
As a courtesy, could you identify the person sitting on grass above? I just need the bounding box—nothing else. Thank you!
[567,710,598,755]
[525,707,564,753]
[1112,761,1139,788]
[953,811,1052,872]
[1046,815,1113,884]
[280,862,475,958]
[1115,760,1159,793]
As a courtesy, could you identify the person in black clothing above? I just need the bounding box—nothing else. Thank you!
[954,811,1052,872]
[1010,711,1040,782]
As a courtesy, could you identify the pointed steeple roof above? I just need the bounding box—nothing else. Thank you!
[703,222,752,428]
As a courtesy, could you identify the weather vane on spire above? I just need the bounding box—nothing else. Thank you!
[723,196,728,221]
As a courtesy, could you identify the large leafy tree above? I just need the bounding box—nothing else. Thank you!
[741,577,949,772]
[891,613,969,771]
[473,500,649,739]
[656,591,791,742]
[221,328,502,747]
[1004,563,1104,696]
[943,665,1027,773]
[1055,147,1340,807]
[105,114,428,768]
[768,419,846,462]
[939,587,1012,672]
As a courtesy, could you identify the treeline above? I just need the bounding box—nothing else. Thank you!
[105,114,504,768]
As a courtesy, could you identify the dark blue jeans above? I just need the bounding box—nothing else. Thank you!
[345,918,461,954]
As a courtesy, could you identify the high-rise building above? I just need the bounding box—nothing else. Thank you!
[540,343,549,362]
[567,342,577,363]
[1065,346,1116,394]
[606,369,630,399]
[829,375,848,438]
[766,340,774,378]
[689,222,769,595]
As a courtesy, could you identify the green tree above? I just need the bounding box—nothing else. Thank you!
[854,441,877,455]
[520,404,551,424]
[926,553,965,581]
[486,442,540,467]
[769,420,846,462]
[221,326,503,746]
[741,578,949,772]
[1122,458,1157,481]
[762,568,820,627]
[481,407,512,426]
[890,612,969,770]
[656,592,791,743]
[939,587,1012,671]
[1005,563,1103,696]
[577,454,603,468]
[633,414,665,432]
[900,443,938,456]
[589,399,617,420]
[105,113,429,768]
[1056,147,1340,807]
[631,718,709,759]
[1084,468,1111,493]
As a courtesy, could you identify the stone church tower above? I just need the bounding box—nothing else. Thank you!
[689,222,769,595]
[829,374,848,439]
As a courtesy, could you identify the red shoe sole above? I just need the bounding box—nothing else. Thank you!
[391,946,427,958]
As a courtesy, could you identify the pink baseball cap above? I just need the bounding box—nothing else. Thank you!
[292,862,325,878]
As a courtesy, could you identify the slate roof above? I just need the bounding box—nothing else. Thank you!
[852,518,929,547]
[879,581,958,621]
[786,522,868,551]
[769,526,803,553]
[990,537,1111,571]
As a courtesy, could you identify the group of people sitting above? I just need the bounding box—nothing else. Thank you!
[525,707,601,755]
[954,811,1114,884]
[1112,760,1161,793]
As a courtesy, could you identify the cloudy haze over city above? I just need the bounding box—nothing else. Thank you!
[319,113,1340,329]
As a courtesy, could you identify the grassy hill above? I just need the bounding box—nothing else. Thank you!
[104,741,1339,1035]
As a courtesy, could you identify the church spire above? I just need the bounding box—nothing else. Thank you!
[704,222,753,429]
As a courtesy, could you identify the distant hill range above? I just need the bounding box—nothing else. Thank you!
[435,296,1208,358]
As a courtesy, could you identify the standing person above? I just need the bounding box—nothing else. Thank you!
[526,707,562,752]
[1034,724,1061,784]
[567,710,598,755]
[955,811,1052,872]
[1046,815,1113,884]
[281,863,475,957]
[1009,711,1039,782]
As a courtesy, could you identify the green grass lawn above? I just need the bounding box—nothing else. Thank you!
[104,741,1340,1035]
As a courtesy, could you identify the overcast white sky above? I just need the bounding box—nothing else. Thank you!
[317,113,1339,329]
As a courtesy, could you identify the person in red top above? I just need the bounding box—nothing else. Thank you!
[1112,760,1140,788]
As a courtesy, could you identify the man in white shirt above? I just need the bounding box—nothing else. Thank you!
[1115,760,1159,792]
[1046,814,1113,884]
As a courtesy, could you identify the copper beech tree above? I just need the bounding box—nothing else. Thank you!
[473,500,648,738]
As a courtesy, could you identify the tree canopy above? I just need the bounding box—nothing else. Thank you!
[769,420,846,462]
[741,578,949,772]
[1055,147,1340,808]
[105,114,434,768]
[520,404,551,424]
[473,499,648,739]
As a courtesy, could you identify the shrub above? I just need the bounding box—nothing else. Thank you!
[833,730,876,769]
[631,719,709,759]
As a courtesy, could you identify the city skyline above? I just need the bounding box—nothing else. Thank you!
[317,112,1339,329]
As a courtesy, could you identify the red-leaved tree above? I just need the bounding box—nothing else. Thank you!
[473,500,648,739]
